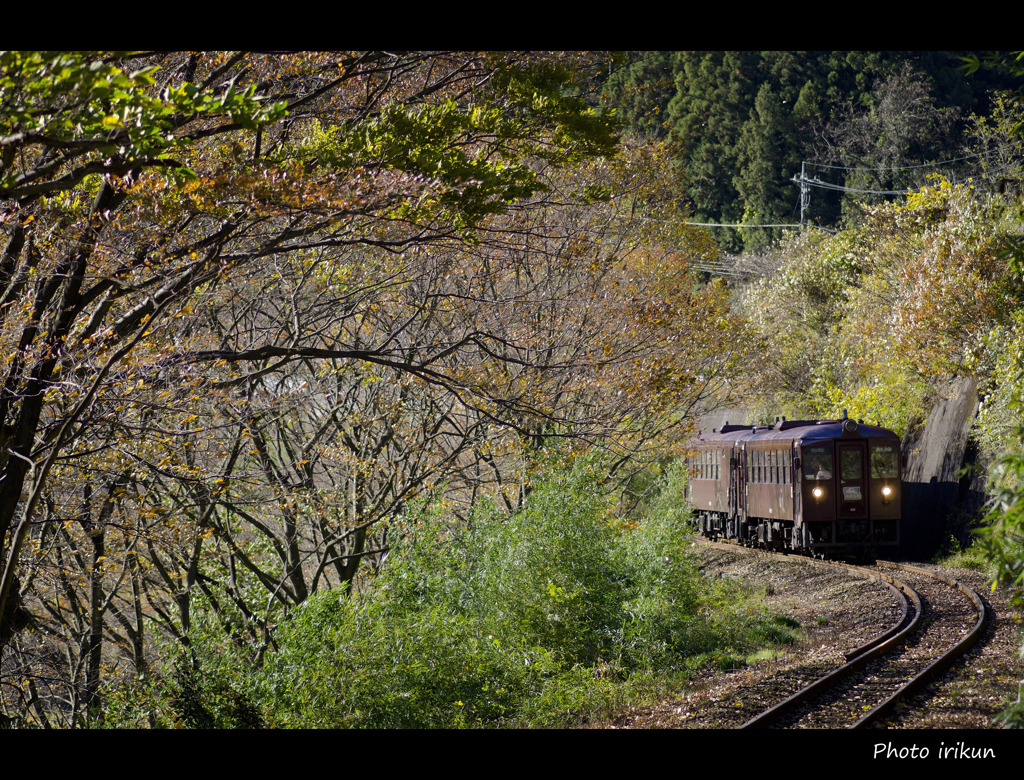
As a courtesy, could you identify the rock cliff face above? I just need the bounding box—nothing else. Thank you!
[696,379,987,560]
[900,377,987,559]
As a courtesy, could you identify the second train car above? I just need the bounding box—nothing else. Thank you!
[686,415,901,558]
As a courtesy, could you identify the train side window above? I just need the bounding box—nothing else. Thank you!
[870,445,899,479]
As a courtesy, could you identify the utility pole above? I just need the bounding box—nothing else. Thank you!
[795,161,810,229]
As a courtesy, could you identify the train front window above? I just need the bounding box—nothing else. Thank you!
[841,448,862,480]
[871,445,899,479]
[803,446,832,480]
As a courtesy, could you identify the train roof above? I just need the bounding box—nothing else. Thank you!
[692,417,900,446]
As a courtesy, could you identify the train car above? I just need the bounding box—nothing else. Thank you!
[686,414,901,558]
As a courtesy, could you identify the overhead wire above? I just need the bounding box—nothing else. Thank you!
[642,143,1021,235]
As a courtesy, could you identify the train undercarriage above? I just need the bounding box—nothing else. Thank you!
[694,510,896,562]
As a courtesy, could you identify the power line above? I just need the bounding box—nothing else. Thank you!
[806,150,988,173]
[794,176,914,196]
[794,144,1023,208]
[648,144,1021,235]
[806,142,1022,174]
[679,221,802,228]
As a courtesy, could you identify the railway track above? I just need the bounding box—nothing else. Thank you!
[698,541,986,729]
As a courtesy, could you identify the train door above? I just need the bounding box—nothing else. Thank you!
[837,441,867,518]
[736,443,747,540]
[790,443,800,519]
[728,446,738,520]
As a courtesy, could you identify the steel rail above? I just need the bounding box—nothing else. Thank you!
[697,540,987,730]
[848,561,987,728]
[740,560,921,729]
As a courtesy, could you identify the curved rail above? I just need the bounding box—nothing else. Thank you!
[702,544,989,730]
[848,561,987,728]
[740,561,921,729]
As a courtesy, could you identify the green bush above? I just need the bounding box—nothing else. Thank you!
[254,595,555,728]
[108,453,803,728]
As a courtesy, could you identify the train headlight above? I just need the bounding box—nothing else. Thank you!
[812,487,824,500]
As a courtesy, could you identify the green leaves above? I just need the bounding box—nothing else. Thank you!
[294,63,617,235]
[488,59,618,159]
[979,413,1024,610]
[0,51,287,201]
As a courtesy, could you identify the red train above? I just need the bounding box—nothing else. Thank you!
[686,415,901,558]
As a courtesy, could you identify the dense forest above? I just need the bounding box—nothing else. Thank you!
[0,50,1022,728]
[602,51,1019,252]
